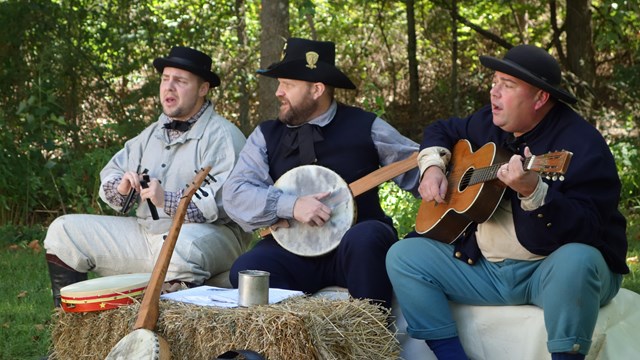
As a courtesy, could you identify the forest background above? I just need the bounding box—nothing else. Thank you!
[1,0,640,358]
[2,0,640,232]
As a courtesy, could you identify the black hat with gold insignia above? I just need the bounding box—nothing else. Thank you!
[257,38,356,89]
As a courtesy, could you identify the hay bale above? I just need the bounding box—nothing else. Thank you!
[50,296,400,359]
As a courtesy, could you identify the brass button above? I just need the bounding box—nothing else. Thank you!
[572,344,580,352]
[546,223,552,227]
[467,259,474,265]
[455,251,462,258]
[537,213,544,218]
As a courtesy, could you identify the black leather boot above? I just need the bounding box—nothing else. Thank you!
[214,350,265,360]
[46,255,87,307]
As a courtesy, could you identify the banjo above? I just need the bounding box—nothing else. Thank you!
[261,152,418,257]
[105,166,213,360]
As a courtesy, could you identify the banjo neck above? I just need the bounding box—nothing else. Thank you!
[133,166,213,331]
[348,152,418,196]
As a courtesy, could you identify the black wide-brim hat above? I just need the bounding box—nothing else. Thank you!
[257,38,356,90]
[480,44,577,104]
[153,46,221,87]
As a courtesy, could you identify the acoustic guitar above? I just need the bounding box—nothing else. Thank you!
[105,166,213,360]
[414,139,572,244]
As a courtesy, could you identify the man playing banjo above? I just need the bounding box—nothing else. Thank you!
[222,37,420,309]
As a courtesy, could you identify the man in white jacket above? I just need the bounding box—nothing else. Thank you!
[44,46,251,307]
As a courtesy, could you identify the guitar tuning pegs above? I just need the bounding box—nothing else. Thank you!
[559,175,565,181]
[194,192,201,200]
[207,173,217,183]
[198,188,209,197]
[552,175,558,181]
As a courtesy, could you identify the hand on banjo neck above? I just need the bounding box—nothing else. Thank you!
[259,152,418,256]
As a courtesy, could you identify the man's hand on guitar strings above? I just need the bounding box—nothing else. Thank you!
[497,146,539,197]
[293,192,332,227]
[419,166,449,204]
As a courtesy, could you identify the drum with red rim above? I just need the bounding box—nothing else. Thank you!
[60,273,151,313]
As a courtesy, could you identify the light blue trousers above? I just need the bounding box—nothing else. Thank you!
[386,238,622,355]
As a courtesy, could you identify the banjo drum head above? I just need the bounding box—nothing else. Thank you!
[105,328,170,360]
[60,273,151,313]
[272,165,356,257]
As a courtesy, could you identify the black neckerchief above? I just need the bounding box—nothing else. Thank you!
[282,123,324,165]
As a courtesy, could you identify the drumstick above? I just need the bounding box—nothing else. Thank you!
[260,152,418,237]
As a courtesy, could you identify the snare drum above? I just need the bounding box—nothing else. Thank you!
[272,165,356,257]
[60,273,151,313]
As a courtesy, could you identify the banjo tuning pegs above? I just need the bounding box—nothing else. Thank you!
[198,188,209,197]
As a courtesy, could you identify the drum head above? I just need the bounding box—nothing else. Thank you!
[272,165,355,257]
[60,273,151,313]
[105,329,170,360]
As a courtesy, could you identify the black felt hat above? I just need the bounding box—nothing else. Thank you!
[480,44,576,104]
[257,38,356,90]
[153,46,221,87]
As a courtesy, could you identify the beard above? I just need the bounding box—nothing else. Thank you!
[278,96,319,126]
[162,96,199,120]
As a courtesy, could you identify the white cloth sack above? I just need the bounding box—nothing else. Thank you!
[315,287,640,360]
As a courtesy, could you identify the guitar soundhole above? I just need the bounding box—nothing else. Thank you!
[458,167,473,192]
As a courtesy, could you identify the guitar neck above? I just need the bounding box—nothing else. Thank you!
[465,157,534,186]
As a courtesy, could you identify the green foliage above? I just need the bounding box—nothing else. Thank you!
[0,224,47,248]
[622,214,640,294]
[379,182,421,239]
[611,139,640,215]
[0,0,639,232]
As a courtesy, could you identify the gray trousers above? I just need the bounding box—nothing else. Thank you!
[44,214,251,284]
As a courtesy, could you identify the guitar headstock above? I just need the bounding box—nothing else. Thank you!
[526,151,573,181]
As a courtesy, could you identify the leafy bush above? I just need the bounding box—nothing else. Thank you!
[379,181,421,239]
[611,139,640,214]
[0,224,46,248]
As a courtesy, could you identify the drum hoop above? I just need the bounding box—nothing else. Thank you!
[272,165,356,257]
[61,295,142,313]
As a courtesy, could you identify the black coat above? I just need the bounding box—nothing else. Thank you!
[418,103,629,274]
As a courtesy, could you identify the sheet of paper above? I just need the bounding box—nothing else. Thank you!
[160,285,304,308]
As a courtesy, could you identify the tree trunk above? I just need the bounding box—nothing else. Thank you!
[565,0,595,107]
[406,0,420,120]
[258,0,289,122]
[235,0,251,134]
[450,0,459,116]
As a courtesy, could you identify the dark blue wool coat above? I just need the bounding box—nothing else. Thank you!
[416,103,628,274]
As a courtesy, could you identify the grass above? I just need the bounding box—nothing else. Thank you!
[0,211,639,359]
[0,247,52,359]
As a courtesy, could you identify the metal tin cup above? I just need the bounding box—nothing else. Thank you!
[238,270,270,307]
